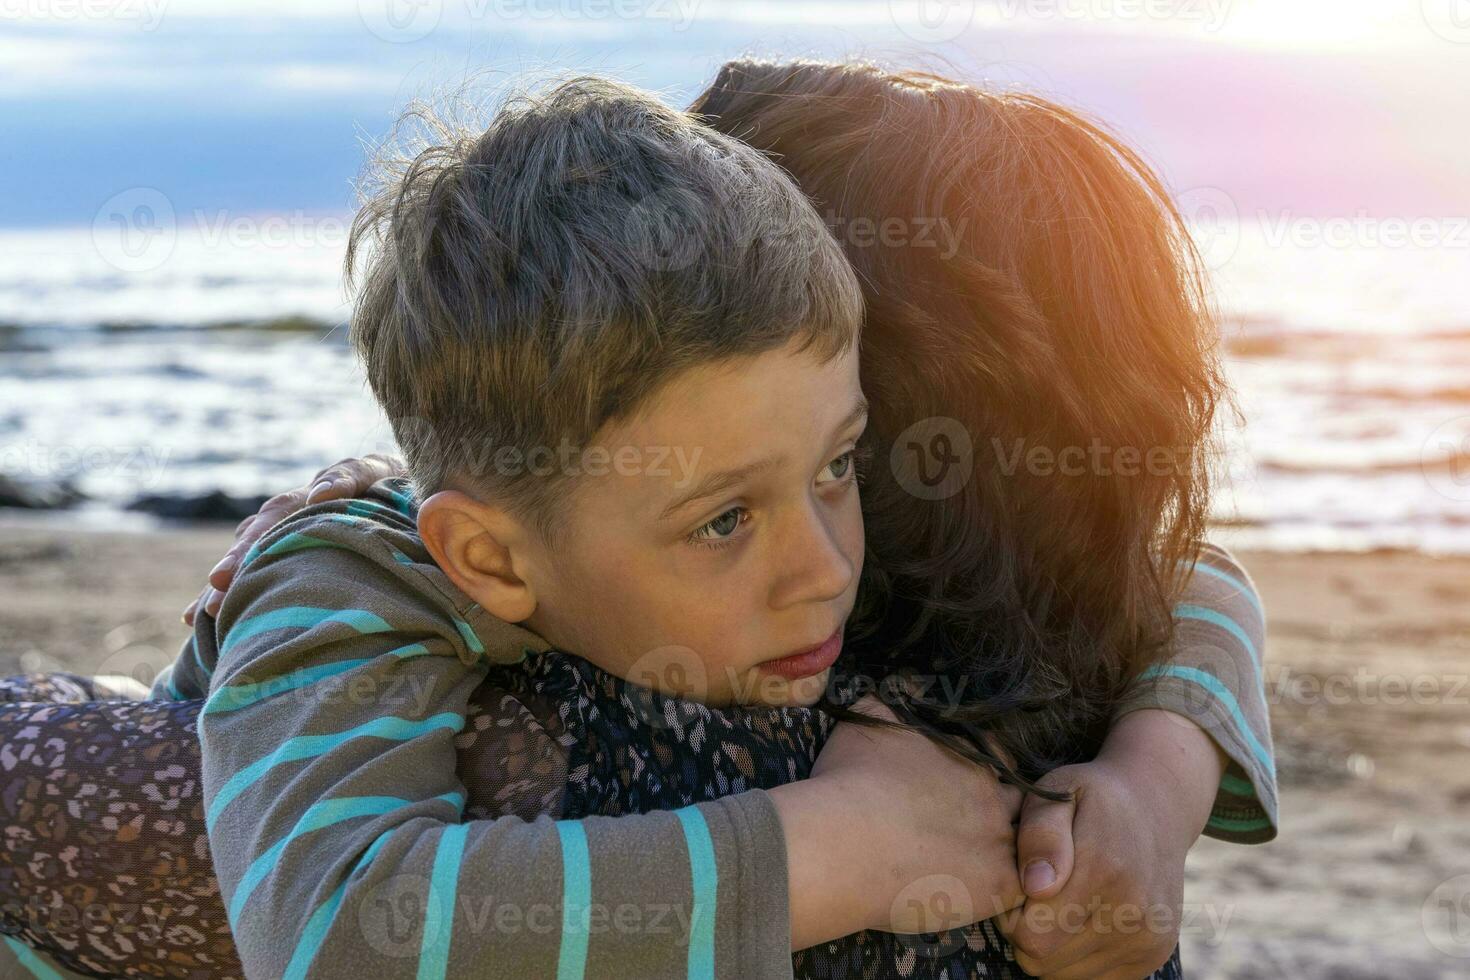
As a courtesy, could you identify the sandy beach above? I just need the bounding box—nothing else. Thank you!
[2,518,1468,979]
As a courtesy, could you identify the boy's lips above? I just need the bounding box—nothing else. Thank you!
[759,627,843,681]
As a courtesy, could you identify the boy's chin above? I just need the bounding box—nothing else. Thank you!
[737,667,832,709]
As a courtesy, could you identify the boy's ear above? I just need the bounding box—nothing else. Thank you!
[417,490,539,624]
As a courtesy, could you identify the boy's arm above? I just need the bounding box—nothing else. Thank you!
[999,541,1271,977]
[197,507,795,980]
[1111,540,1276,841]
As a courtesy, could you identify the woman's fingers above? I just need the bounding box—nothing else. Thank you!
[182,584,210,626]
[306,454,406,504]
[207,491,303,589]
[195,455,408,618]
[997,781,1025,822]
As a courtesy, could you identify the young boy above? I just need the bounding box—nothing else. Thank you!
[151,77,1028,978]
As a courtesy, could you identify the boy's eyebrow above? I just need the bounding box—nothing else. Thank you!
[657,396,869,522]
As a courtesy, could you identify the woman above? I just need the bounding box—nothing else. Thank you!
[0,60,1273,979]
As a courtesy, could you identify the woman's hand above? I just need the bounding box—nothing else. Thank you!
[998,708,1226,979]
[772,695,1027,950]
[182,454,407,625]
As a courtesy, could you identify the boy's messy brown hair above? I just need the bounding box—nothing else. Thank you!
[692,60,1231,785]
[345,75,862,543]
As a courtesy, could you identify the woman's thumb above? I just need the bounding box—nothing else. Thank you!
[1015,776,1079,899]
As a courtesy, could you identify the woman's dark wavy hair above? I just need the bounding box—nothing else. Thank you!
[690,59,1231,792]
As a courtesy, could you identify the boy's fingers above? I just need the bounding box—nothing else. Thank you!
[204,587,223,619]
[1016,781,1079,900]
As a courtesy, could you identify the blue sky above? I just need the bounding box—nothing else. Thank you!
[3,0,1467,227]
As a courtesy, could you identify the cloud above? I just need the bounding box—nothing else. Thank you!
[264,62,401,94]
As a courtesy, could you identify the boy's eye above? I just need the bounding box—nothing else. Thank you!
[818,450,856,485]
[688,506,748,547]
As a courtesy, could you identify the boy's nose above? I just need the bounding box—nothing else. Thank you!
[768,505,857,611]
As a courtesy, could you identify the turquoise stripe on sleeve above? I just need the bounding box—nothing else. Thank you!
[1138,665,1274,774]
[203,643,433,715]
[384,484,417,516]
[346,500,398,520]
[453,619,484,656]
[1219,772,1256,797]
[2,937,64,980]
[189,634,211,681]
[241,529,347,572]
[221,607,393,656]
[554,821,592,980]
[418,823,471,980]
[283,828,395,980]
[205,712,464,830]
[227,791,465,927]
[205,658,370,715]
[165,666,183,701]
[1173,604,1258,665]
[1190,560,1264,620]
[1207,813,1274,833]
[674,806,718,980]
[241,532,353,573]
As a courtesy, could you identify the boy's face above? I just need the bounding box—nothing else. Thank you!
[524,336,866,708]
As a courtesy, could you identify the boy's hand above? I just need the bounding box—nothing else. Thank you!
[182,453,407,624]
[998,709,1226,978]
[774,695,1027,950]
